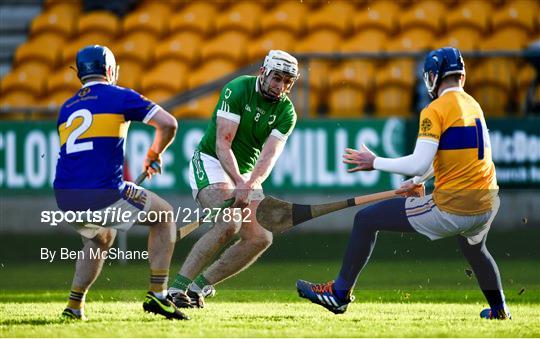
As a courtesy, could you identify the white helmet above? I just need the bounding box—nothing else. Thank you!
[259,50,299,101]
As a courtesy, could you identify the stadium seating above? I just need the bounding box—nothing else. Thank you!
[305,1,356,36]
[1,68,46,98]
[169,2,217,36]
[116,59,143,91]
[172,91,220,119]
[200,31,249,65]
[374,60,416,117]
[187,59,237,89]
[13,33,65,69]
[29,2,80,41]
[3,0,539,118]
[140,60,188,98]
[77,10,120,38]
[122,2,170,37]
[154,32,203,65]
[246,30,296,62]
[215,2,262,35]
[114,32,156,66]
[260,1,307,36]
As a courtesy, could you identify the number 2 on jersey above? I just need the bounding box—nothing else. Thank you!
[66,109,94,154]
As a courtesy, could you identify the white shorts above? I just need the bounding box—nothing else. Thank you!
[405,194,500,245]
[69,182,151,239]
[189,151,264,202]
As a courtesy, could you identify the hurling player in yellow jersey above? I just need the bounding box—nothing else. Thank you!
[296,47,510,320]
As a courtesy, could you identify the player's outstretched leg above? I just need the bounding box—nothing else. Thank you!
[457,235,511,320]
[61,228,116,321]
[296,280,354,314]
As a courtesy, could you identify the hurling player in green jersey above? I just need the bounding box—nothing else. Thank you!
[169,50,299,307]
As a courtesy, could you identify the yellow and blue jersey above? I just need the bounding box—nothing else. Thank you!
[417,88,498,215]
[53,82,159,211]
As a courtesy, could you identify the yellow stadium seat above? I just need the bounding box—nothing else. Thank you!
[374,60,416,117]
[328,86,367,118]
[246,31,295,62]
[305,1,356,35]
[114,32,156,65]
[140,60,188,94]
[479,27,531,51]
[116,60,143,91]
[60,32,113,65]
[471,85,510,117]
[516,63,537,114]
[13,61,50,79]
[173,92,220,119]
[467,58,516,92]
[446,0,492,33]
[200,31,249,64]
[187,59,237,89]
[374,87,413,117]
[295,60,330,94]
[46,67,80,94]
[43,0,81,13]
[288,86,321,118]
[385,29,435,52]
[123,2,170,37]
[141,88,176,105]
[215,2,262,35]
[398,0,446,33]
[341,29,389,53]
[1,68,46,97]
[436,27,482,52]
[154,32,203,65]
[13,33,65,68]
[328,60,375,92]
[77,11,120,38]
[29,5,79,39]
[353,0,398,35]
[169,2,217,35]
[42,89,76,107]
[296,29,342,53]
[0,91,37,119]
[260,2,307,36]
[492,0,538,34]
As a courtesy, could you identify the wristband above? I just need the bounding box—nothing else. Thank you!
[147,149,160,161]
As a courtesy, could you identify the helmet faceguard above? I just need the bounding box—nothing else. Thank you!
[258,50,299,101]
[423,47,465,99]
[76,45,119,85]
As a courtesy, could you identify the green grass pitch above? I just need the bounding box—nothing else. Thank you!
[1,232,539,337]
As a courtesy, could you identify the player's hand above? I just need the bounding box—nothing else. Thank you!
[232,180,252,208]
[143,150,162,179]
[343,144,376,172]
[396,180,425,197]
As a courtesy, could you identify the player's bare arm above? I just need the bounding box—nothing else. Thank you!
[343,140,437,177]
[145,109,178,177]
[246,135,286,188]
[215,116,251,208]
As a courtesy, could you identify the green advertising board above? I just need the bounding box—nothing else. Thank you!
[1,117,538,193]
[0,119,405,194]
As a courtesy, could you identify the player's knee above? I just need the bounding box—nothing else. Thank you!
[92,228,116,248]
[245,227,273,250]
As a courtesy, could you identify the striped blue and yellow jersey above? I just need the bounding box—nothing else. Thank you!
[53,82,159,210]
[417,88,498,215]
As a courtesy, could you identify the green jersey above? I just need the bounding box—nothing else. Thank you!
[197,75,297,173]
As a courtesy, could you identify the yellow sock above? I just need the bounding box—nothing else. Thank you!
[150,269,169,296]
[67,287,87,310]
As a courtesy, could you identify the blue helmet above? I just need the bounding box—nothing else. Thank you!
[423,47,465,98]
[76,45,119,85]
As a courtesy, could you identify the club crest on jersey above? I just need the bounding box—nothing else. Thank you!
[421,118,432,132]
[244,104,251,112]
[268,115,276,125]
[224,88,232,99]
[78,87,91,97]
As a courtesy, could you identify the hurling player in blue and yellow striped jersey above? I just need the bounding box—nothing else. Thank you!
[54,45,188,321]
[296,47,510,320]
